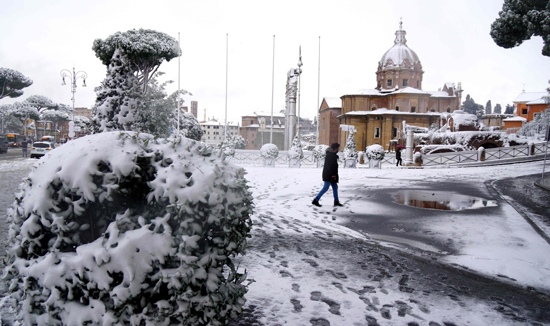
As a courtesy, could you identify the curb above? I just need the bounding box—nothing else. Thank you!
[489,180,550,246]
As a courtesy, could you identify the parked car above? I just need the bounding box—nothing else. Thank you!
[0,137,8,154]
[30,141,55,159]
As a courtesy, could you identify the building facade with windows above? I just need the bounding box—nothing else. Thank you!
[319,22,463,151]
[200,120,240,147]
[240,112,285,150]
[513,91,549,122]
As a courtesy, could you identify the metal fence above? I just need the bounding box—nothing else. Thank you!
[231,142,548,168]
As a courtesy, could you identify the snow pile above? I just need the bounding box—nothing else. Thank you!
[343,133,358,160]
[260,143,278,160]
[4,131,253,326]
[450,110,479,130]
[288,135,304,160]
[365,144,385,161]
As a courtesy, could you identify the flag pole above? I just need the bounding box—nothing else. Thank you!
[224,33,228,141]
[270,35,275,143]
[316,36,321,145]
[177,32,181,134]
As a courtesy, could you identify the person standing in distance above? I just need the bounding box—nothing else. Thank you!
[396,147,402,166]
[312,143,343,207]
[21,138,28,158]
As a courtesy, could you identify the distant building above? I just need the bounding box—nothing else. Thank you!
[513,91,549,122]
[75,107,92,119]
[318,97,341,146]
[240,112,285,150]
[319,21,463,151]
[200,119,240,147]
[481,113,513,130]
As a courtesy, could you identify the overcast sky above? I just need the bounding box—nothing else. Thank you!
[2,0,549,123]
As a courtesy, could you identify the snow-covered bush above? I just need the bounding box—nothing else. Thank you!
[344,133,358,160]
[260,143,278,167]
[92,49,142,132]
[260,143,278,160]
[4,131,253,326]
[313,145,329,161]
[177,111,204,141]
[517,110,550,139]
[365,144,385,161]
[288,135,304,160]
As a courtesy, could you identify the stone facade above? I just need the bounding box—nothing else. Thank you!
[318,22,463,151]
[240,112,285,150]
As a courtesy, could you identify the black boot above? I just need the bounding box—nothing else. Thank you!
[334,201,343,207]
[312,199,322,207]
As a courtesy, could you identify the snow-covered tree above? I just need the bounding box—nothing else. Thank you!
[229,134,246,149]
[504,104,514,114]
[494,103,502,114]
[485,100,492,115]
[10,102,39,136]
[461,94,484,119]
[0,67,33,100]
[4,131,253,326]
[93,29,181,93]
[313,144,329,161]
[92,49,143,132]
[517,109,550,139]
[174,111,204,141]
[24,95,57,112]
[490,0,550,56]
[344,133,358,160]
[288,135,304,160]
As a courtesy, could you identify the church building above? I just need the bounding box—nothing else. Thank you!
[319,22,463,151]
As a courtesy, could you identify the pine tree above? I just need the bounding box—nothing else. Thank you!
[505,104,514,114]
[490,0,550,57]
[485,100,492,114]
[0,68,33,100]
[494,103,502,114]
[461,94,484,119]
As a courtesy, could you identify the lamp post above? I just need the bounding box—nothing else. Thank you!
[60,67,87,139]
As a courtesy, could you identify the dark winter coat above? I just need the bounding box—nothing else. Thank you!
[322,148,339,183]
[21,141,28,149]
[396,149,401,159]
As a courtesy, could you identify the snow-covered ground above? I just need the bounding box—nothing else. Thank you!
[1,158,550,325]
[235,162,550,325]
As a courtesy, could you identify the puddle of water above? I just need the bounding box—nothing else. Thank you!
[394,190,497,211]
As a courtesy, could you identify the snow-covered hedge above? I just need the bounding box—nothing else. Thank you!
[260,143,279,160]
[4,131,253,326]
[288,135,304,160]
[517,110,550,140]
[344,133,358,160]
[365,144,385,161]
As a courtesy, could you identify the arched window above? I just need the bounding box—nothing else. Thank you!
[371,106,377,111]
[447,108,451,113]
[395,106,400,111]
[411,106,416,113]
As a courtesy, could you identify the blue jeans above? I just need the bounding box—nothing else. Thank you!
[22,148,27,157]
[315,182,339,202]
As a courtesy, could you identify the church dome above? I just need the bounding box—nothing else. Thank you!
[379,22,420,69]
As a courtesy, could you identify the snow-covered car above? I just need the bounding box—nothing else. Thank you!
[30,141,55,158]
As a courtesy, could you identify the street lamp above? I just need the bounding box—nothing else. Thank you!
[60,67,87,139]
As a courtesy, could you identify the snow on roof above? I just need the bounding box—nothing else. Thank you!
[341,108,443,117]
[242,111,285,118]
[428,90,454,98]
[513,92,548,103]
[503,116,527,122]
[526,98,549,105]
[200,120,239,127]
[345,87,453,98]
[323,97,341,108]
[392,87,431,95]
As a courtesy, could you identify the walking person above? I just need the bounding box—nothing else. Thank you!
[396,147,402,166]
[312,143,343,207]
[21,138,28,158]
